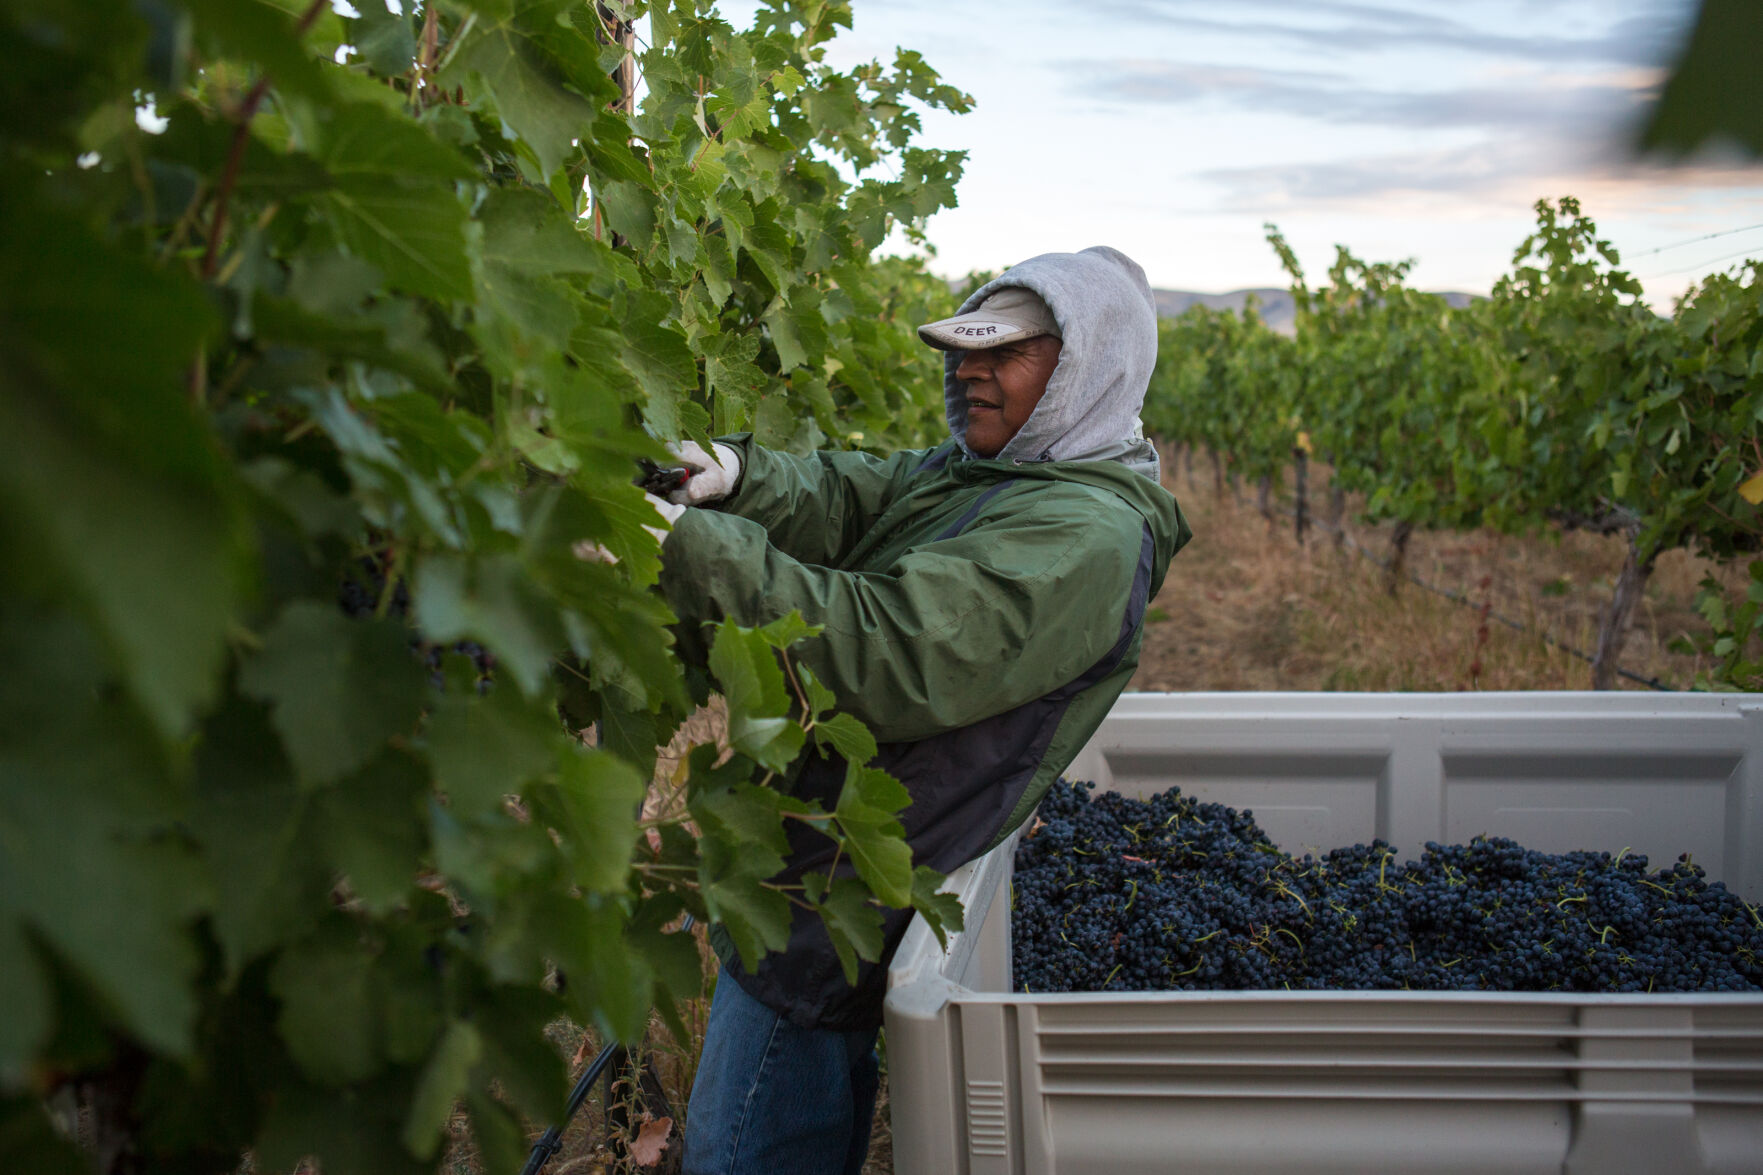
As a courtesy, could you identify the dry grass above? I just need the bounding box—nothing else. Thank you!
[1134,450,1736,693]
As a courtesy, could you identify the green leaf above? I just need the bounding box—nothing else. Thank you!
[239,601,427,786]
[594,178,657,251]
[251,291,451,391]
[0,218,243,737]
[708,621,804,771]
[691,780,792,867]
[595,685,662,778]
[818,875,884,985]
[350,0,418,77]
[258,1075,429,1175]
[702,873,793,975]
[755,612,821,648]
[532,893,652,1046]
[320,99,478,183]
[834,765,912,906]
[1637,0,1763,157]
[402,1020,483,1160]
[812,711,876,766]
[182,0,333,99]
[910,865,964,951]
[444,12,599,178]
[414,553,568,698]
[270,921,382,1085]
[629,896,705,1002]
[796,662,838,718]
[192,690,330,974]
[0,609,208,1057]
[0,921,50,1083]
[549,747,647,893]
[466,1092,531,1175]
[315,750,430,914]
[593,306,700,438]
[426,683,562,814]
[301,104,475,300]
[480,186,604,276]
[704,329,768,427]
[320,180,473,302]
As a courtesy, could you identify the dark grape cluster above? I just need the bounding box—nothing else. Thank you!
[1011,778,1763,995]
[336,555,495,688]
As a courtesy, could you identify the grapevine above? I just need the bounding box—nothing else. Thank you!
[1146,201,1763,687]
[1,1,970,1169]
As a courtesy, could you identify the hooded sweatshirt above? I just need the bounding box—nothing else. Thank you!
[946,245,1163,481]
[659,246,1190,1028]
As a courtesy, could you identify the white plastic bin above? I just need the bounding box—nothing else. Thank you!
[884,693,1763,1175]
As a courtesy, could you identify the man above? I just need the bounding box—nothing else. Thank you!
[647,245,1188,1174]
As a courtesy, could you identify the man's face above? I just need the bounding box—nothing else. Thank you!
[955,335,1062,458]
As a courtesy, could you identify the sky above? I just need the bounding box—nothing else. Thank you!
[717,0,1763,310]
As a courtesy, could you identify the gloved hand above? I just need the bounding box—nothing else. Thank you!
[644,491,684,539]
[664,440,741,505]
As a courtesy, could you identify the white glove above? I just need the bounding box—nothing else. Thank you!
[664,441,741,505]
[645,490,684,537]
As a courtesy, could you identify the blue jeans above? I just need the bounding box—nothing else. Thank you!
[682,973,880,1175]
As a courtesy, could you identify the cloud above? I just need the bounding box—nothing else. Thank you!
[1187,138,1763,213]
[1088,0,1690,69]
[1076,58,1648,135]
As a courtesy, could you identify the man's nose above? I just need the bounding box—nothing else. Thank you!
[955,352,989,381]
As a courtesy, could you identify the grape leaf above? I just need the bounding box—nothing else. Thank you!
[192,690,330,974]
[269,920,382,1085]
[812,711,876,767]
[708,621,804,772]
[257,1074,429,1175]
[549,747,647,894]
[695,776,798,856]
[0,611,208,1057]
[320,180,473,303]
[444,10,599,178]
[401,1020,483,1160]
[0,237,243,738]
[181,0,332,99]
[0,920,50,1082]
[414,553,568,698]
[834,765,912,907]
[425,682,562,815]
[466,1092,530,1175]
[910,865,965,951]
[702,874,793,975]
[238,601,427,786]
[481,186,604,275]
[315,750,429,915]
[348,0,417,77]
[818,875,885,985]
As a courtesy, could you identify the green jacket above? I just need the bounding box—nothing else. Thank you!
[660,437,1188,1028]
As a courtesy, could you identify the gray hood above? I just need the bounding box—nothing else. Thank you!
[943,245,1161,482]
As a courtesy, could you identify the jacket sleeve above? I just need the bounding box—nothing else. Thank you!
[660,486,1143,744]
[711,438,940,569]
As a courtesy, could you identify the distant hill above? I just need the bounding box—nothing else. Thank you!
[1151,287,1481,336]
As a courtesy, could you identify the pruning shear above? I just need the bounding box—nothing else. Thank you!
[635,457,694,497]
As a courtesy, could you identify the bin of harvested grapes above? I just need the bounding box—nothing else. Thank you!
[883,692,1763,1175]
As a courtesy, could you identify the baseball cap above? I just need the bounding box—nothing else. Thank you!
[917,286,1062,351]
